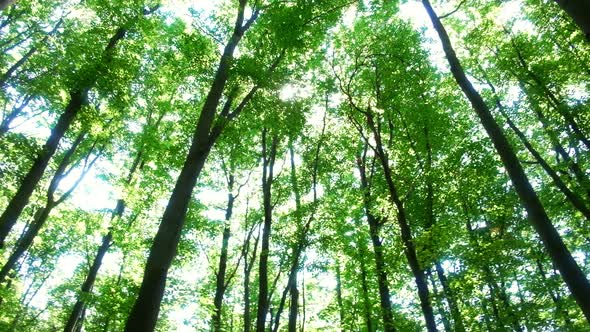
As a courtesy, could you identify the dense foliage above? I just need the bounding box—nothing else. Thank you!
[0,0,589,331]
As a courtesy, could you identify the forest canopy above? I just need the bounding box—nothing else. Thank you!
[0,0,589,331]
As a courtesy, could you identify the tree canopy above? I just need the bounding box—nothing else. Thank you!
[0,0,589,331]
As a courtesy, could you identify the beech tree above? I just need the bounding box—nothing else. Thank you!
[0,0,589,331]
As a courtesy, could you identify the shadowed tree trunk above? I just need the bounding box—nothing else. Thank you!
[123,2,260,330]
[211,168,236,332]
[0,14,140,247]
[357,150,397,332]
[427,270,451,332]
[359,249,374,332]
[423,0,590,322]
[242,203,260,332]
[335,260,346,332]
[0,0,15,11]
[485,80,590,220]
[554,0,590,41]
[63,147,144,332]
[364,110,438,331]
[0,133,99,284]
[255,128,278,332]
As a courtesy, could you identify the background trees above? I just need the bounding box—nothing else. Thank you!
[0,0,588,331]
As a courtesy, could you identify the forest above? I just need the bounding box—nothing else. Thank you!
[0,0,589,331]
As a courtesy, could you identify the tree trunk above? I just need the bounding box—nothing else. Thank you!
[422,0,590,322]
[359,252,374,332]
[357,154,397,332]
[255,129,278,332]
[211,178,235,332]
[123,3,257,330]
[0,20,129,248]
[427,270,451,332]
[0,0,15,11]
[424,124,465,332]
[0,205,52,283]
[554,0,590,41]
[364,112,437,331]
[335,260,346,332]
[521,82,590,200]
[491,89,590,220]
[0,132,88,283]
[243,218,260,332]
[63,231,112,332]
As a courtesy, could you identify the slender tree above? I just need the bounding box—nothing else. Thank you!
[422,0,590,322]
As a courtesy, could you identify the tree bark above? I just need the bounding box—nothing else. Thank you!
[422,0,590,322]
[211,176,235,332]
[357,154,397,332]
[335,260,347,332]
[0,132,89,283]
[491,89,590,221]
[255,129,278,332]
[364,112,438,331]
[0,20,129,248]
[63,231,112,332]
[427,270,451,332]
[554,0,590,41]
[0,0,15,11]
[359,251,374,332]
[123,2,258,330]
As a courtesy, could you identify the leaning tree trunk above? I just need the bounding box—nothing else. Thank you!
[422,0,590,322]
[123,2,258,330]
[0,132,93,284]
[0,21,132,248]
[364,112,438,332]
[0,0,15,11]
[64,148,144,332]
[335,260,347,332]
[553,0,590,42]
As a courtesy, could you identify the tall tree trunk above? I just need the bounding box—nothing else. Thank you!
[335,260,346,332]
[255,129,278,332]
[65,115,157,331]
[423,124,465,332]
[357,153,397,332]
[0,0,15,12]
[520,82,590,200]
[0,20,131,248]
[123,2,258,330]
[489,85,590,220]
[243,214,260,332]
[536,257,572,327]
[0,18,63,88]
[359,251,374,332]
[211,175,235,332]
[422,0,590,322]
[364,112,437,331]
[0,132,92,283]
[511,42,590,153]
[63,231,112,332]
[553,0,590,41]
[427,270,451,332]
